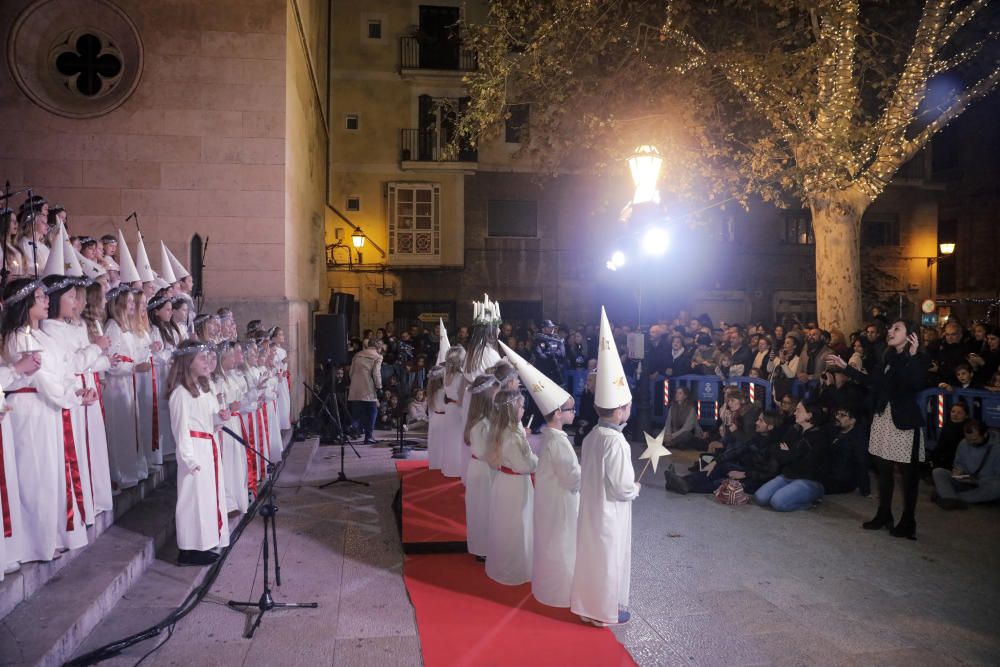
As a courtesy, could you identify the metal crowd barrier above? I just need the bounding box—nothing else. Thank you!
[649,374,774,428]
[917,387,1000,442]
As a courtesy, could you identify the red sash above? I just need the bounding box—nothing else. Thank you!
[255,409,268,475]
[237,413,257,494]
[499,466,526,476]
[285,370,292,422]
[0,426,11,537]
[150,357,159,451]
[7,388,37,394]
[189,430,223,537]
[93,372,106,421]
[62,408,86,529]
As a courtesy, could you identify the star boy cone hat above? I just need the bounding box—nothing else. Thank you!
[436,318,451,365]
[164,244,190,279]
[79,252,107,279]
[41,222,68,277]
[594,306,632,409]
[117,229,141,283]
[159,241,177,284]
[134,232,156,283]
[62,232,84,277]
[498,339,571,416]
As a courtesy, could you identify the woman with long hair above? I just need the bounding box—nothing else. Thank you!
[148,292,178,460]
[270,326,292,430]
[168,340,231,565]
[828,319,927,539]
[1,278,87,561]
[1,207,26,278]
[171,296,191,341]
[464,374,500,561]
[485,389,536,585]
[440,345,468,479]
[213,341,249,514]
[132,289,161,467]
[425,365,446,470]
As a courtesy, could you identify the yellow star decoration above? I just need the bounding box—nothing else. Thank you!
[639,428,671,476]
[531,381,546,394]
[612,375,626,387]
[601,338,612,351]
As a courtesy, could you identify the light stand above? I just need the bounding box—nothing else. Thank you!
[303,381,369,488]
[223,427,318,638]
[391,399,420,459]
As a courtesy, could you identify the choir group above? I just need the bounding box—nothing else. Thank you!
[426,297,639,627]
[0,197,293,572]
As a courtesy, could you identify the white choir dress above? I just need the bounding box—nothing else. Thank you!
[170,386,230,552]
[236,369,263,493]
[531,427,581,608]
[104,320,144,488]
[134,329,159,468]
[218,372,249,514]
[76,327,114,514]
[570,424,639,624]
[1,368,25,575]
[18,238,49,276]
[440,372,466,478]
[460,347,502,481]
[4,331,88,562]
[262,370,283,462]
[464,418,495,558]
[149,328,176,460]
[485,426,537,586]
[426,388,446,470]
[273,346,292,430]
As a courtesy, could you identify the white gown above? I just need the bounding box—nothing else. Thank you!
[133,330,159,468]
[532,427,581,608]
[75,327,114,514]
[485,426,537,586]
[18,238,49,275]
[170,386,230,552]
[570,424,639,624]
[1,367,25,574]
[273,346,292,430]
[235,369,263,492]
[4,331,88,562]
[440,372,466,478]
[218,372,249,514]
[426,389,446,470]
[460,347,502,481]
[104,320,144,488]
[262,371,283,462]
[464,418,495,557]
[150,328,176,460]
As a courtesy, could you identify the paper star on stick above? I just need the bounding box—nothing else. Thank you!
[637,428,671,480]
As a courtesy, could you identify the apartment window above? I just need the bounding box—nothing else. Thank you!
[387,182,441,264]
[367,20,382,39]
[505,104,529,143]
[488,200,537,237]
[861,212,900,247]
[783,212,814,245]
[346,196,361,212]
[345,113,360,131]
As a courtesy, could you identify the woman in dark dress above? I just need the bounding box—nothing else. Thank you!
[828,319,927,540]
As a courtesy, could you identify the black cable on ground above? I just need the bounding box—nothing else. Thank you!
[64,431,303,667]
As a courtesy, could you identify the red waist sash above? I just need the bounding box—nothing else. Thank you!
[189,430,223,537]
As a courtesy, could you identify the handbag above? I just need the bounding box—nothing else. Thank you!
[713,478,750,505]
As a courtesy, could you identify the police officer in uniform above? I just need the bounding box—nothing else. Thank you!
[527,319,567,433]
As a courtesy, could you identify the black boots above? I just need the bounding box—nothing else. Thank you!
[889,515,917,540]
[862,511,894,531]
[178,549,219,566]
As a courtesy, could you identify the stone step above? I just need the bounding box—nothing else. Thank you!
[0,462,173,622]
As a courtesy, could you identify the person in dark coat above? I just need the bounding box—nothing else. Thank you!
[826,403,871,496]
[828,319,928,539]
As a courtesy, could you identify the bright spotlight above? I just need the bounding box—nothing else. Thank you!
[611,251,626,267]
[643,227,670,255]
[606,260,617,271]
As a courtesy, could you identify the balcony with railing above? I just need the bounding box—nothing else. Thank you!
[400,128,477,169]
[399,35,477,76]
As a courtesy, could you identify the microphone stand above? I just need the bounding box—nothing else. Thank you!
[222,426,318,638]
[302,381,368,488]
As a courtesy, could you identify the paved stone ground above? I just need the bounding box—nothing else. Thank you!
[73,431,1000,666]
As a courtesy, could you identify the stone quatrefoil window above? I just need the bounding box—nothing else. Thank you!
[55,33,123,97]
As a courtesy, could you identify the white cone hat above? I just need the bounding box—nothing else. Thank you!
[134,232,156,283]
[159,241,177,284]
[498,339,571,416]
[42,222,68,277]
[436,318,450,365]
[594,306,632,410]
[117,229,141,283]
[62,234,84,277]
[164,244,190,279]
[79,253,107,279]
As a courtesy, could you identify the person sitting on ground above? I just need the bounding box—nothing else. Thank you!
[753,402,830,512]
[665,411,781,495]
[775,394,799,439]
[825,403,870,496]
[662,386,703,450]
[707,387,759,454]
[376,390,400,431]
[929,401,969,471]
[405,387,428,431]
[931,419,1000,510]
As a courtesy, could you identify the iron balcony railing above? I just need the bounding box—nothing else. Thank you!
[400,128,477,163]
[399,35,477,72]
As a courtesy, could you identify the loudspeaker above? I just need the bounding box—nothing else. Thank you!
[315,313,349,365]
[329,292,355,335]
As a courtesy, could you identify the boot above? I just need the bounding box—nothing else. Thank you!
[664,468,690,495]
[889,514,917,540]
[862,510,894,531]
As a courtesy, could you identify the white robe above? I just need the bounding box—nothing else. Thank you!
[262,371,283,462]
[217,373,249,514]
[1,368,25,574]
[532,427,581,608]
[18,237,48,275]
[236,369,264,490]
[570,424,639,624]
[150,328,176,460]
[273,346,292,430]
[464,418,494,557]
[4,331,88,562]
[104,321,144,487]
[440,372,466,478]
[485,426,537,586]
[426,389,446,470]
[133,330,159,467]
[460,347,502,481]
[170,387,230,551]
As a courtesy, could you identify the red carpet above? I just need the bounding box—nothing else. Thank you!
[396,460,467,551]
[396,460,635,667]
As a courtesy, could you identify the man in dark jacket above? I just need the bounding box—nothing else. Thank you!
[933,322,976,386]
[727,326,755,377]
[826,403,870,496]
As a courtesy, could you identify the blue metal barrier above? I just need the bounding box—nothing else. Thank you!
[918,387,1000,443]
[564,369,590,413]
[649,374,773,428]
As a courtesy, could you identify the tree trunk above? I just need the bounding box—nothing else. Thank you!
[810,189,869,334]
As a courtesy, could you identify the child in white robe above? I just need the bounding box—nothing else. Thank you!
[168,340,231,566]
[214,342,249,514]
[149,293,180,460]
[440,346,467,479]
[425,366,446,470]
[269,327,292,430]
[485,389,537,586]
[463,375,499,560]
[104,287,148,488]
[1,353,42,575]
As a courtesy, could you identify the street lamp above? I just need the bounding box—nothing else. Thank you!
[927,241,956,266]
[352,228,366,264]
[627,145,663,206]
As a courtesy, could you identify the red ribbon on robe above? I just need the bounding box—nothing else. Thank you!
[62,408,86,529]
[93,372,106,421]
[150,357,159,451]
[189,430,223,537]
[237,413,257,495]
[286,370,292,422]
[0,426,12,537]
[256,409,269,473]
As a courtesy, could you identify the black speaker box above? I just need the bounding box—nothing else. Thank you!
[314,313,349,365]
